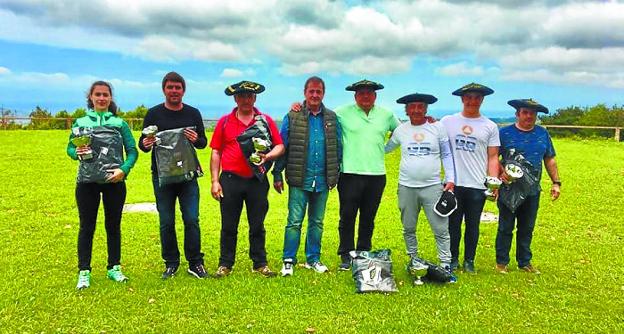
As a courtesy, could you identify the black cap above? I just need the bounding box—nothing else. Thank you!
[452,82,494,96]
[345,79,384,91]
[225,80,265,96]
[433,190,457,217]
[508,99,549,114]
[396,93,438,105]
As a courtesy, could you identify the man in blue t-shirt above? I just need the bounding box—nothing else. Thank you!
[496,99,561,275]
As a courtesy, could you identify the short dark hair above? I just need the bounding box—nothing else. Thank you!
[162,71,186,91]
[86,80,118,115]
[304,76,325,92]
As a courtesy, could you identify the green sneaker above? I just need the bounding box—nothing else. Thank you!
[76,270,91,289]
[107,265,129,282]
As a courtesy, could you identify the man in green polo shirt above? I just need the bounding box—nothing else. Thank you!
[336,79,400,270]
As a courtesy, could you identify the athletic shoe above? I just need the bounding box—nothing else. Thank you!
[76,270,91,289]
[463,260,476,274]
[161,266,179,280]
[214,266,232,278]
[450,258,459,271]
[495,264,509,274]
[252,265,277,278]
[338,254,352,271]
[187,264,208,279]
[448,273,458,284]
[107,265,129,282]
[304,261,329,273]
[407,257,428,277]
[519,264,541,275]
[281,261,294,277]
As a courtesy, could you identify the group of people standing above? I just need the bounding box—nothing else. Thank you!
[67,72,561,289]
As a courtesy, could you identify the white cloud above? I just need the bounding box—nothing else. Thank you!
[437,62,485,76]
[0,66,11,75]
[220,69,244,78]
[219,68,257,78]
[1,0,623,88]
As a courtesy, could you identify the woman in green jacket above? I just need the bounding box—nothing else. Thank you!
[67,81,138,289]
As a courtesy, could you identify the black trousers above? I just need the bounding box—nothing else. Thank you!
[76,182,126,271]
[218,172,269,269]
[448,186,486,262]
[337,173,386,256]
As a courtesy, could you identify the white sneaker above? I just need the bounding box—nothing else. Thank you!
[281,261,294,277]
[76,270,91,289]
[304,261,328,273]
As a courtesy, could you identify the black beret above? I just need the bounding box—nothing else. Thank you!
[396,93,438,105]
[345,79,384,91]
[225,80,265,96]
[452,82,494,96]
[508,99,549,114]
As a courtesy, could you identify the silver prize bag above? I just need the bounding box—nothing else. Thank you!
[76,126,123,183]
[154,126,203,187]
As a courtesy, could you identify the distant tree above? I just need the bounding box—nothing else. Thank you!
[122,104,149,130]
[71,108,87,119]
[541,104,623,139]
[0,108,21,129]
[28,106,53,129]
[54,110,72,129]
[540,106,584,125]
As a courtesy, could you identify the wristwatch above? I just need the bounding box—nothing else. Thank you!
[552,180,562,186]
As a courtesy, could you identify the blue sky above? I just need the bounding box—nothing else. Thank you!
[0,0,622,119]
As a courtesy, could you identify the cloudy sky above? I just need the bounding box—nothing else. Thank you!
[0,0,622,119]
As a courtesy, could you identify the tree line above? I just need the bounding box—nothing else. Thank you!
[1,104,623,140]
[1,105,149,130]
[539,104,623,140]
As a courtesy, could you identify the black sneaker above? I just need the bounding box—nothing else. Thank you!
[338,254,352,271]
[188,264,208,279]
[161,266,178,280]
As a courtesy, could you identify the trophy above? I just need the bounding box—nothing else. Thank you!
[142,125,160,145]
[504,163,524,183]
[250,137,270,165]
[484,176,502,201]
[71,127,93,161]
[407,257,429,286]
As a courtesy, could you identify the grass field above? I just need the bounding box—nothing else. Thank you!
[0,130,623,333]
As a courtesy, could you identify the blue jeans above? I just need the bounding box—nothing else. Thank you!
[496,193,541,267]
[283,187,329,264]
[449,186,486,263]
[152,176,203,267]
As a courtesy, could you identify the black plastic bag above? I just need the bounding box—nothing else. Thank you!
[407,258,455,284]
[351,249,398,293]
[236,115,274,181]
[76,126,123,184]
[154,126,203,187]
[499,149,538,212]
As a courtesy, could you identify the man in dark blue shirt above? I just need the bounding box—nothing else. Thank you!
[272,76,342,276]
[496,99,561,275]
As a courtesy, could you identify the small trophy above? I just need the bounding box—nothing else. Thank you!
[250,137,270,165]
[484,176,502,201]
[407,257,429,286]
[142,125,160,145]
[504,164,524,183]
[71,127,93,161]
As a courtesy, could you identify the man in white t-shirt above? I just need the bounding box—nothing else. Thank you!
[386,93,456,276]
[440,83,500,273]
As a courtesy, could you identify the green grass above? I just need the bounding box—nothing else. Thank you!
[0,131,623,333]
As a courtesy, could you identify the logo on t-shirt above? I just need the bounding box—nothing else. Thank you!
[455,135,477,152]
[461,125,473,135]
[407,142,432,156]
[413,133,425,142]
